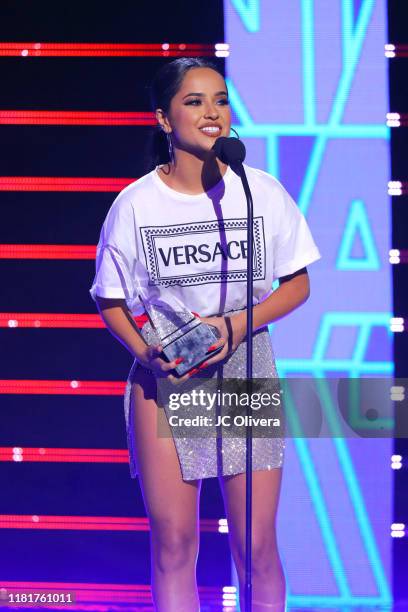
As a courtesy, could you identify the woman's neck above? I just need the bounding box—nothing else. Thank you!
[157,149,229,195]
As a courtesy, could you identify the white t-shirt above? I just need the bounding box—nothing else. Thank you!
[89,164,321,317]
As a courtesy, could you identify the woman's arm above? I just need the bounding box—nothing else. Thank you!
[253,270,310,330]
[94,296,183,378]
[200,272,310,366]
[95,272,310,377]
[94,296,146,359]
[232,272,310,341]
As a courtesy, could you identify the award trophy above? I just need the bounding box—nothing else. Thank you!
[138,295,222,376]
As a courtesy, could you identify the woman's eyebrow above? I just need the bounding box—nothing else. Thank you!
[182,90,228,99]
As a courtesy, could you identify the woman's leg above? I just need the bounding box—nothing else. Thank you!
[219,467,286,611]
[130,369,202,612]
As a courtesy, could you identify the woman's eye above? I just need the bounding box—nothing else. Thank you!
[185,98,229,106]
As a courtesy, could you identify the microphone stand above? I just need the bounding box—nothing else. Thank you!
[232,161,254,612]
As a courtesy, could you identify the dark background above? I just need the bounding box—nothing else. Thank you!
[0,0,233,601]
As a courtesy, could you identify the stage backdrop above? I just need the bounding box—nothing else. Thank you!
[224,0,392,608]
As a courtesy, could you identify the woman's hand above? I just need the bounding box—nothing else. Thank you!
[137,312,247,384]
[160,312,246,384]
[196,311,247,369]
[136,343,186,383]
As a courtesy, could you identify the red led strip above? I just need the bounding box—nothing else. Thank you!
[1,313,104,328]
[0,514,221,532]
[0,176,134,191]
[0,447,128,464]
[1,583,155,608]
[0,244,96,258]
[391,250,408,263]
[0,582,226,608]
[0,380,125,395]
[0,42,218,57]
[0,514,149,531]
[0,312,147,328]
[2,581,152,590]
[0,110,156,125]
[392,44,408,57]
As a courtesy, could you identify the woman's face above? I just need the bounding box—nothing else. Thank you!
[158,67,231,158]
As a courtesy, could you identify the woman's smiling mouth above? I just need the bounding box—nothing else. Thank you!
[199,125,222,137]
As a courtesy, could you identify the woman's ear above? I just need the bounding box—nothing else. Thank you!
[155,109,172,133]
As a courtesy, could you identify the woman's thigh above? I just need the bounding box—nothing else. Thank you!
[219,468,283,567]
[130,368,201,538]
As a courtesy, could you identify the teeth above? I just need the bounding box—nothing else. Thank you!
[200,127,220,133]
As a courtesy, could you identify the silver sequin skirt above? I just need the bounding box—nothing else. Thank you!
[123,325,285,481]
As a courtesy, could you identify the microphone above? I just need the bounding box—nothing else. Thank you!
[213,132,255,612]
[212,136,246,166]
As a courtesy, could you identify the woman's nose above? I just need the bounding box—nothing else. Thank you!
[203,103,219,119]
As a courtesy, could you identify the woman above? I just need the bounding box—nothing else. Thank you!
[90,57,320,612]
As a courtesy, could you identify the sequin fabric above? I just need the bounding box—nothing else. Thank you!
[124,324,285,481]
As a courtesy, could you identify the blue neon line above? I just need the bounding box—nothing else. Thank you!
[320,321,394,598]
[341,0,355,65]
[298,0,376,216]
[352,322,371,366]
[287,594,391,606]
[226,78,253,126]
[313,312,391,361]
[313,313,338,361]
[312,377,392,602]
[278,312,393,375]
[320,312,391,325]
[333,438,392,602]
[297,134,327,215]
[277,359,393,374]
[230,0,260,33]
[301,0,316,126]
[331,0,376,126]
[293,438,351,597]
[280,374,351,598]
[336,199,381,271]
[266,135,279,179]
[232,123,389,138]
[282,374,392,600]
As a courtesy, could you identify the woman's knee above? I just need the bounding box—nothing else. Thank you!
[151,520,199,573]
[233,530,279,578]
[252,533,280,577]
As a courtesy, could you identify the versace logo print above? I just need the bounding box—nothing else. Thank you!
[140,217,266,287]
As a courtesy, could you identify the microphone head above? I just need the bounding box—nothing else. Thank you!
[212,136,246,166]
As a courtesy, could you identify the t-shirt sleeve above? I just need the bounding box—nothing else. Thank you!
[89,194,143,313]
[272,183,321,280]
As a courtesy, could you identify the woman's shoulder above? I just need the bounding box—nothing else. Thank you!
[116,169,157,202]
[100,170,158,230]
[107,169,158,215]
[242,164,290,205]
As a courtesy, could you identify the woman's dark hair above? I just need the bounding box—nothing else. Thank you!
[144,57,225,173]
